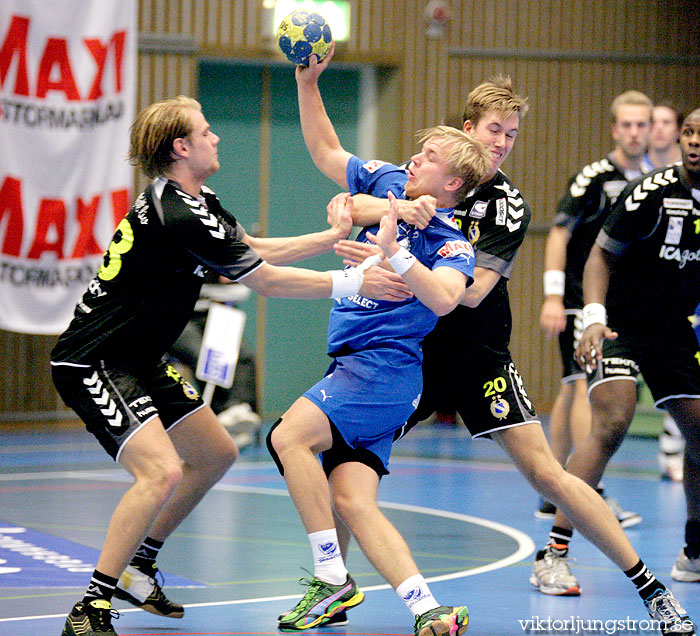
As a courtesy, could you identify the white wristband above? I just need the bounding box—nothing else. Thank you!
[387,246,417,276]
[355,253,383,274]
[329,268,363,299]
[582,303,607,330]
[543,270,565,296]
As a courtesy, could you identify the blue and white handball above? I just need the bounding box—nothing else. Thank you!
[277,10,332,66]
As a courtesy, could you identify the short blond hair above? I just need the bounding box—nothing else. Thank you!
[462,75,529,126]
[610,90,653,123]
[128,96,202,178]
[417,125,492,203]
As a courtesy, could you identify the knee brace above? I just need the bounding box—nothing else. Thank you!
[265,417,284,475]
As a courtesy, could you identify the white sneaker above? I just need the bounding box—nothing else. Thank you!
[672,548,700,582]
[643,589,695,635]
[530,544,581,596]
[217,403,262,448]
[602,494,642,528]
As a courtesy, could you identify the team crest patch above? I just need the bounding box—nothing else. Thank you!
[438,240,475,259]
[664,217,683,245]
[362,159,388,173]
[467,221,480,244]
[182,380,200,400]
[490,397,510,420]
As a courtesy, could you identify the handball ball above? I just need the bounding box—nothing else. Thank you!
[277,10,332,66]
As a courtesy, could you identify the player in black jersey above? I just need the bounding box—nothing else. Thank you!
[570,109,700,619]
[536,91,653,531]
[643,102,686,482]
[336,80,692,634]
[53,96,405,636]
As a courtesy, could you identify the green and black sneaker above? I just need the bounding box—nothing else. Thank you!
[278,574,364,631]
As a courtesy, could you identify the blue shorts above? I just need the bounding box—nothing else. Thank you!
[304,348,422,474]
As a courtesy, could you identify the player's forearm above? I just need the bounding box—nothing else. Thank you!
[245,230,340,266]
[459,267,501,308]
[581,243,614,307]
[351,194,390,227]
[400,263,465,316]
[297,81,348,188]
[543,225,570,272]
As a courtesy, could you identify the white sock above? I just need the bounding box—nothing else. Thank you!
[309,529,347,585]
[396,574,439,617]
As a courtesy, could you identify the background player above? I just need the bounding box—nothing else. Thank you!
[536,90,653,528]
[576,106,700,592]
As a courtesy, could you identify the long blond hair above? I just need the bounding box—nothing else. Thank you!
[128,96,202,178]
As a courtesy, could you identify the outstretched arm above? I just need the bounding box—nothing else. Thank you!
[368,192,466,316]
[295,42,352,188]
[241,193,353,265]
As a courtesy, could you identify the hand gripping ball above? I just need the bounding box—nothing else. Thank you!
[277,10,332,66]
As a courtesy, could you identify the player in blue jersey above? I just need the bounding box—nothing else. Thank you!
[267,45,492,636]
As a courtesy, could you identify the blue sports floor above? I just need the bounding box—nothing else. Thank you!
[0,420,696,636]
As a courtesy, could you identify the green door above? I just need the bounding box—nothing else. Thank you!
[199,60,360,418]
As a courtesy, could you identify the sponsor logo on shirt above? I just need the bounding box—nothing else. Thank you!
[664,217,684,245]
[495,198,507,225]
[362,159,389,173]
[658,245,700,268]
[468,200,488,218]
[437,240,474,259]
[664,198,693,209]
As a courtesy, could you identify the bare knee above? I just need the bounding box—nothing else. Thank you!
[528,458,567,502]
[138,458,183,506]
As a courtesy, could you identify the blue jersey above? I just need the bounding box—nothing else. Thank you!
[326,156,475,358]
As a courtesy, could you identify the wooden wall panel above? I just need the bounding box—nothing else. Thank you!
[3,0,699,420]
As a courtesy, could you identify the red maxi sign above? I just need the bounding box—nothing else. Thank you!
[0,0,136,334]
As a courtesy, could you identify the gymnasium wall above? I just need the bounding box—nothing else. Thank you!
[2,0,699,421]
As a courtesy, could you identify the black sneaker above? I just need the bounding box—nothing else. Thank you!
[61,599,119,636]
[534,498,556,519]
[114,563,184,618]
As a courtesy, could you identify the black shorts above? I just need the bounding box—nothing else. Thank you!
[399,350,539,440]
[589,325,700,408]
[559,309,585,382]
[51,359,205,461]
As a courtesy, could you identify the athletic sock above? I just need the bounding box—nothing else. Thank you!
[130,536,163,570]
[624,559,666,600]
[536,526,573,559]
[308,529,347,585]
[548,526,573,548]
[684,519,700,559]
[82,570,118,603]
[396,574,439,617]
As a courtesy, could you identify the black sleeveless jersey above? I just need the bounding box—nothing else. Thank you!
[51,178,263,371]
[424,170,532,359]
[554,155,638,307]
[598,164,700,329]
